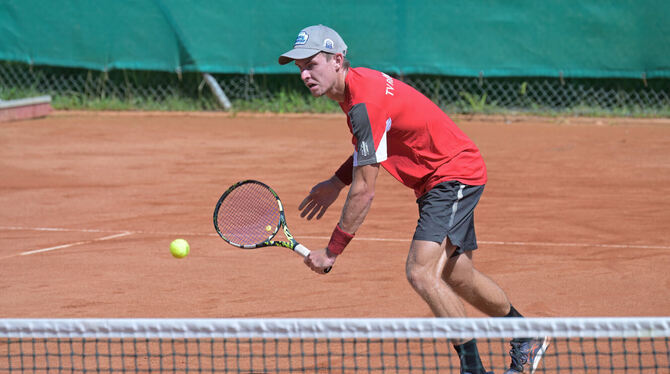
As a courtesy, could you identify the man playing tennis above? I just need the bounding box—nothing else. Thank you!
[278,25,548,374]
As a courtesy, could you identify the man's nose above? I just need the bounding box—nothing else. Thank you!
[300,69,310,81]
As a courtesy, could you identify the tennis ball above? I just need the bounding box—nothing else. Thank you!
[265,225,272,232]
[170,239,190,259]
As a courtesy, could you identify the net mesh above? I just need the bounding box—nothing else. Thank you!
[215,182,281,246]
[1,318,668,373]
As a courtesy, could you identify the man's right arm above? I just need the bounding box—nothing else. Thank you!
[298,155,352,220]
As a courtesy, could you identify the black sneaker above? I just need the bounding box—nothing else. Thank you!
[504,337,550,373]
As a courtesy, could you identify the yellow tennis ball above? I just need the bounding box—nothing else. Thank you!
[265,225,272,232]
[170,239,190,259]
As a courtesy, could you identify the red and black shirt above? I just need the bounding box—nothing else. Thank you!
[338,67,487,198]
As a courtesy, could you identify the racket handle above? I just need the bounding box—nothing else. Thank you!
[294,243,310,257]
[294,244,332,274]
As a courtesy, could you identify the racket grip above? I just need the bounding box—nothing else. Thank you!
[294,243,310,257]
[294,244,332,274]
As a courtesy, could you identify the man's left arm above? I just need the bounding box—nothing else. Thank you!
[304,102,387,273]
[338,163,379,235]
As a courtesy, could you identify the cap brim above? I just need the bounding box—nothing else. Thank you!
[278,48,321,65]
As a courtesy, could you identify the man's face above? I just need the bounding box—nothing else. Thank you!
[295,53,338,97]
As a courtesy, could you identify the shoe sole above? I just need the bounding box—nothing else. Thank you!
[530,336,551,374]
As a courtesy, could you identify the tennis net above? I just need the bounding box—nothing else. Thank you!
[1,318,668,373]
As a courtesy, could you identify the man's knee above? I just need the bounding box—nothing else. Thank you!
[406,239,449,294]
[405,261,438,294]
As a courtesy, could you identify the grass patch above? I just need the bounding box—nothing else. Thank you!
[231,89,340,113]
[7,88,670,118]
[0,87,45,101]
[52,93,219,111]
[3,87,669,118]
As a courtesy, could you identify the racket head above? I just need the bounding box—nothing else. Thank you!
[213,180,283,248]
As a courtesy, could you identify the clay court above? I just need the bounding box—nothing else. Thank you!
[1,111,669,319]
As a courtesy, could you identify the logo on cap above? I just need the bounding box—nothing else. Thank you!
[295,31,309,46]
[324,38,334,49]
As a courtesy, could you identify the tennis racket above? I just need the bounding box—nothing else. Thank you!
[213,179,331,273]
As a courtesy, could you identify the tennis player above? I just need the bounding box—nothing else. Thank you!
[279,25,548,374]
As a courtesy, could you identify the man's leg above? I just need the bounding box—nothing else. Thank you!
[407,236,512,318]
[405,238,467,318]
[405,238,491,374]
[440,241,511,317]
[441,243,550,373]
[410,180,548,373]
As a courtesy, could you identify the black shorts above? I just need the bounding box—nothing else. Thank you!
[413,181,485,255]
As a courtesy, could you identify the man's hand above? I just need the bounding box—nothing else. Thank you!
[304,248,337,274]
[298,176,346,220]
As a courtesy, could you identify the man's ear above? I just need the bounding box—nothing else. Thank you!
[333,53,344,71]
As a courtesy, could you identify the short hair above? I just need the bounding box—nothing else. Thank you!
[322,52,350,70]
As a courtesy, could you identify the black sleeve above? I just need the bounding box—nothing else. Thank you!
[349,103,379,166]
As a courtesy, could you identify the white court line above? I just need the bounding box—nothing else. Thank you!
[302,236,670,250]
[19,232,132,256]
[477,240,670,250]
[1,226,669,251]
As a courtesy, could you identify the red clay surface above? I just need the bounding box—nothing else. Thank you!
[1,111,669,318]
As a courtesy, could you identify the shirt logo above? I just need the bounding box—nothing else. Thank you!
[324,38,334,49]
[294,31,309,46]
[359,141,370,157]
[381,72,395,96]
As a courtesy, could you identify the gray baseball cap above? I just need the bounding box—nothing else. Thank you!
[278,25,347,65]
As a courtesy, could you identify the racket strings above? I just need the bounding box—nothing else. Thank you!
[216,183,281,245]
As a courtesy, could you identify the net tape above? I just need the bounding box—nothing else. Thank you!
[2,318,669,339]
